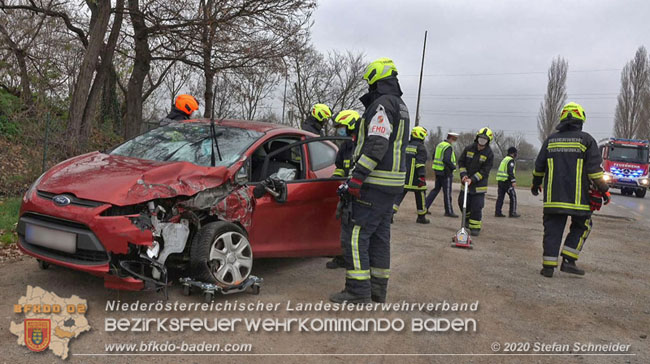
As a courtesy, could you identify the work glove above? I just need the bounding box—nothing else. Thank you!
[417,176,427,187]
[603,191,611,205]
[531,185,542,196]
[589,190,604,211]
[346,178,363,199]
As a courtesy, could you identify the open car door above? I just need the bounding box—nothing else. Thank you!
[247,136,351,258]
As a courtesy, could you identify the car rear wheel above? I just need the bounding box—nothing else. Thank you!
[190,221,253,287]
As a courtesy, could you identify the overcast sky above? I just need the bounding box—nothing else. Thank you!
[306,0,650,145]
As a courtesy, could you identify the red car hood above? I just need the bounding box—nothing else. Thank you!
[37,152,230,206]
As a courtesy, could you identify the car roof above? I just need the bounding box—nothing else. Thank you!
[181,118,307,135]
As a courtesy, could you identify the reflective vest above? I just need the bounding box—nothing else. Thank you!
[496,156,515,182]
[432,141,456,171]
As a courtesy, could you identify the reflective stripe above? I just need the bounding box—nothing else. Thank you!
[432,142,453,171]
[370,267,390,278]
[543,202,591,211]
[562,247,580,259]
[333,169,345,177]
[474,172,483,181]
[418,192,427,215]
[353,118,366,160]
[392,119,405,172]
[543,256,558,266]
[415,163,425,168]
[408,157,416,187]
[467,151,475,157]
[575,158,583,206]
[351,226,361,270]
[369,170,406,179]
[365,176,405,187]
[546,158,554,203]
[346,270,371,280]
[479,155,487,162]
[547,142,587,152]
[358,154,377,171]
[533,170,545,177]
[459,168,467,174]
[468,219,482,229]
[405,147,417,153]
[474,186,488,193]
[344,159,351,168]
[577,217,592,250]
[588,171,603,179]
[393,204,399,212]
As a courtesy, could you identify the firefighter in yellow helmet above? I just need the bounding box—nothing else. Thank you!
[161,94,199,125]
[457,127,495,236]
[301,103,332,136]
[532,102,611,278]
[327,110,360,270]
[330,57,409,304]
[392,126,430,224]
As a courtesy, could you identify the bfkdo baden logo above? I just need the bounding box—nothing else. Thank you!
[25,318,51,351]
[10,286,90,360]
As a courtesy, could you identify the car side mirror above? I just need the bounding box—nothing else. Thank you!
[253,177,288,203]
[235,158,249,185]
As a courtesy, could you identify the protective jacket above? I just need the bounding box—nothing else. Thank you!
[301,115,323,136]
[404,138,427,190]
[432,141,456,176]
[334,139,355,177]
[533,120,608,216]
[458,142,494,194]
[351,78,410,194]
[496,156,516,184]
[160,107,189,126]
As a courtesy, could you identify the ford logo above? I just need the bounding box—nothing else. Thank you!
[52,195,72,206]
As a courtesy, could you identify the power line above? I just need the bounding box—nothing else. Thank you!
[399,68,621,77]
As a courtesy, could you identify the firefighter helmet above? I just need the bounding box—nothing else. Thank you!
[333,110,360,130]
[363,57,398,85]
[311,104,332,122]
[476,127,494,142]
[175,94,199,116]
[560,102,586,123]
[411,126,428,140]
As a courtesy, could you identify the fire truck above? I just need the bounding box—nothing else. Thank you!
[599,138,650,198]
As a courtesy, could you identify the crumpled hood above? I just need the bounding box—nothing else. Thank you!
[37,152,230,206]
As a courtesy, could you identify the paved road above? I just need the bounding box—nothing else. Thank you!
[605,189,650,224]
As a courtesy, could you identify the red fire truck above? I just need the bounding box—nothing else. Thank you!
[599,138,650,198]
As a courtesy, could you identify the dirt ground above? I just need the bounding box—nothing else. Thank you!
[1,184,648,364]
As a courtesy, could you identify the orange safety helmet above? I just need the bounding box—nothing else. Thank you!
[175,94,199,116]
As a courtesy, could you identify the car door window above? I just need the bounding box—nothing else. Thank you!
[308,141,337,171]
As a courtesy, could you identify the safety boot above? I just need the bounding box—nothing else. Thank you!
[509,212,521,218]
[416,215,430,224]
[325,256,345,269]
[329,290,371,304]
[470,229,480,236]
[560,259,585,276]
[495,212,506,217]
[540,267,554,278]
[444,212,459,218]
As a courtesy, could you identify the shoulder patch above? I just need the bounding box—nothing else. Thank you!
[368,104,392,139]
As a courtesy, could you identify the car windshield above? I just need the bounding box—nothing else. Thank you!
[110,122,263,167]
[608,145,649,164]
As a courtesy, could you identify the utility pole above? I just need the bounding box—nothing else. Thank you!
[415,30,428,126]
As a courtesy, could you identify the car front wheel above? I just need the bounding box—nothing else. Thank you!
[190,221,253,287]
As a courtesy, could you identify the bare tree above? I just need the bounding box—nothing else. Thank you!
[614,46,649,139]
[232,67,281,120]
[537,56,568,143]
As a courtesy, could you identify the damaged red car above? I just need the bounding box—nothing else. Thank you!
[18,119,344,291]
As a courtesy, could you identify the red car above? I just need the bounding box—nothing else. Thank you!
[18,119,344,290]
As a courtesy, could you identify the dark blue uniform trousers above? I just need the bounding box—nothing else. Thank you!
[342,187,395,299]
[425,174,454,214]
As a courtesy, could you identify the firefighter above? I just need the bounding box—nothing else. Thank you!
[392,126,429,224]
[327,109,360,270]
[330,57,409,304]
[458,127,494,236]
[332,110,360,178]
[161,94,199,125]
[301,103,332,136]
[532,102,611,278]
[495,147,520,218]
[425,132,459,217]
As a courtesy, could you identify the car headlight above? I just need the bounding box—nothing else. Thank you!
[23,172,46,202]
[603,173,612,182]
[640,178,649,186]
